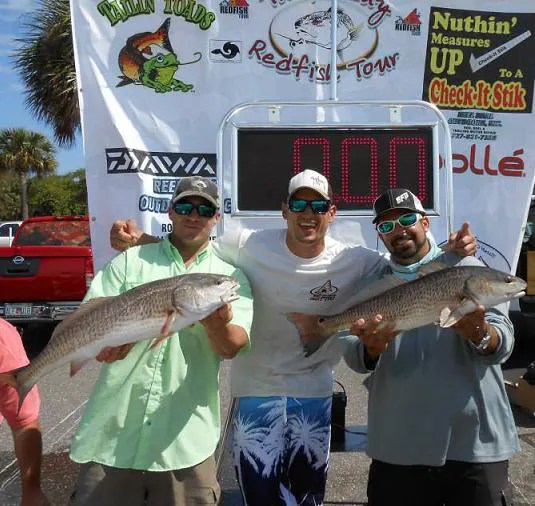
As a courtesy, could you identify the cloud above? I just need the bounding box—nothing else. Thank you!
[9,82,25,92]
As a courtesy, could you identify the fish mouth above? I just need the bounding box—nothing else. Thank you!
[514,290,526,299]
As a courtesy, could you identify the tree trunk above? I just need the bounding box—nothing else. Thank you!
[20,172,29,220]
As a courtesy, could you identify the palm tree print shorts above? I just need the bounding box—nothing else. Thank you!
[231,396,332,506]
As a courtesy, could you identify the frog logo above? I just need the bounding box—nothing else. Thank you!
[116,18,201,93]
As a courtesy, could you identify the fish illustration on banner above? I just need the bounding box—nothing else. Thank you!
[116,17,201,93]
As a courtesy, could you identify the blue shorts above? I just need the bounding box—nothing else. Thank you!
[231,396,332,506]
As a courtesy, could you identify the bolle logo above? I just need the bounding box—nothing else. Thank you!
[12,256,25,265]
[440,145,525,177]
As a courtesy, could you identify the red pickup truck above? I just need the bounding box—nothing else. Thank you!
[0,216,94,326]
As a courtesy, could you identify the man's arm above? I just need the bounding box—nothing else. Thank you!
[110,219,158,251]
[201,304,249,359]
[12,421,50,506]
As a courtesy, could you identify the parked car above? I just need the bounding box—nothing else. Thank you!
[0,221,22,247]
[0,216,93,330]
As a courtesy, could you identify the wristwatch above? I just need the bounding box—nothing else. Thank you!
[470,328,492,353]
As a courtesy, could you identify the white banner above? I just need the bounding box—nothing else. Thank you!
[71,0,535,272]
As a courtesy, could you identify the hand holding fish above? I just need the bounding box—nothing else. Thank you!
[445,222,477,257]
[200,303,248,359]
[95,343,135,364]
[451,305,498,354]
[350,314,397,360]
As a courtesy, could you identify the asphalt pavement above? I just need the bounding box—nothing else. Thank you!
[0,315,534,505]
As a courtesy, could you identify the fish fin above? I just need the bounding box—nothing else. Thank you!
[156,18,174,53]
[149,310,178,350]
[70,358,91,377]
[346,274,406,307]
[417,260,449,277]
[116,76,135,87]
[287,312,331,357]
[160,310,177,335]
[439,299,478,327]
[54,297,117,336]
[13,367,34,413]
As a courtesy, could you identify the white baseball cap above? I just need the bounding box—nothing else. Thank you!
[288,170,330,200]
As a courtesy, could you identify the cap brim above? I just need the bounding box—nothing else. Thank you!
[289,185,330,200]
[172,191,219,208]
[372,208,425,224]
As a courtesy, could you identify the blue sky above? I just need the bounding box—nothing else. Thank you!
[0,0,84,175]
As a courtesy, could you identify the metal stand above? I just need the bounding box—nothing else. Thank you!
[216,396,238,480]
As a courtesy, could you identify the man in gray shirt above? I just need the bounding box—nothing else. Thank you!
[344,188,519,506]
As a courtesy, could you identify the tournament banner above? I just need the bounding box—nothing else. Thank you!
[70,0,535,271]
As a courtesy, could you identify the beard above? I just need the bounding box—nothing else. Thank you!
[388,232,428,262]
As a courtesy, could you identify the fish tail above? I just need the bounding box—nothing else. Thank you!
[287,312,332,357]
[13,367,35,413]
[156,18,173,53]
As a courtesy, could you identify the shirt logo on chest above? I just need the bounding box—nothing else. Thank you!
[309,280,338,301]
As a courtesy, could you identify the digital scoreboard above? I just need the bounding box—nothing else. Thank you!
[235,126,435,213]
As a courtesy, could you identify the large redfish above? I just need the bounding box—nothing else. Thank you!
[289,265,526,356]
[15,273,240,405]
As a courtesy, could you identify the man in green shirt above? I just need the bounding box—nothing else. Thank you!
[69,176,253,506]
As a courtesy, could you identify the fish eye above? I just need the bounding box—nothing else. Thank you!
[156,54,165,62]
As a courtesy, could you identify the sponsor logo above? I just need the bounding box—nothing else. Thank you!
[440,144,525,177]
[250,0,397,83]
[113,18,205,94]
[395,8,421,35]
[209,40,242,63]
[220,0,249,19]
[395,192,410,204]
[106,148,216,176]
[12,256,25,265]
[438,240,511,272]
[310,280,339,301]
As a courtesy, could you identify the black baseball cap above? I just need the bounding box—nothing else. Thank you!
[171,176,219,208]
[372,188,426,224]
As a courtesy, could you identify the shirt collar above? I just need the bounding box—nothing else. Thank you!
[162,235,211,267]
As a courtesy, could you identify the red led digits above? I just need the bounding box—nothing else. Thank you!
[389,137,427,201]
[293,137,330,180]
[340,136,378,203]
[292,134,428,205]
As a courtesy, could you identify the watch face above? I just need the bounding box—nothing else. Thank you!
[474,331,492,351]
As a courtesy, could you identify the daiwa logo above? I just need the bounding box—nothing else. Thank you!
[106,148,216,177]
[310,280,338,301]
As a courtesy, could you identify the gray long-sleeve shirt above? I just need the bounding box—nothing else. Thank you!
[343,255,520,466]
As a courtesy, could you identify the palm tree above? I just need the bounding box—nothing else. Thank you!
[12,0,79,147]
[0,128,58,219]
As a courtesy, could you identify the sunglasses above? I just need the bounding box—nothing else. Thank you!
[376,212,421,235]
[288,199,331,214]
[172,202,217,218]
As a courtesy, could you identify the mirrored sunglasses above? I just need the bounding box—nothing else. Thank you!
[173,201,217,218]
[288,199,331,214]
[376,212,421,235]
